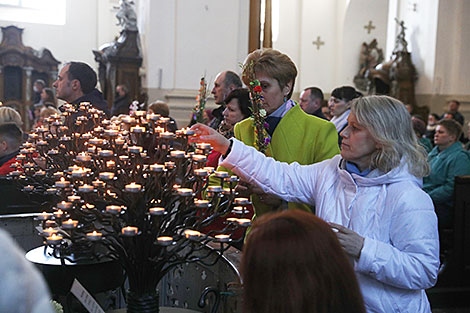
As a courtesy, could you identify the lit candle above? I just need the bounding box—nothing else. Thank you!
[9,170,21,176]
[191,154,207,162]
[234,198,251,206]
[122,226,138,236]
[203,167,215,174]
[53,209,64,219]
[92,180,105,188]
[59,135,71,142]
[93,126,104,133]
[46,188,57,195]
[47,234,63,245]
[214,171,229,178]
[86,231,103,241]
[207,186,223,193]
[147,113,159,121]
[45,220,56,228]
[125,182,141,193]
[106,205,123,215]
[232,206,248,214]
[55,178,71,188]
[237,218,252,227]
[106,160,116,168]
[149,207,165,216]
[227,176,239,183]
[160,132,175,139]
[81,132,92,139]
[78,184,94,193]
[150,164,164,172]
[194,199,210,208]
[42,227,57,237]
[223,188,234,195]
[23,185,34,192]
[177,188,193,197]
[193,169,209,177]
[214,234,231,243]
[121,116,135,124]
[98,150,113,157]
[62,219,78,229]
[165,161,175,169]
[71,168,87,178]
[48,149,59,155]
[89,138,104,146]
[184,229,201,241]
[128,146,143,154]
[157,236,173,246]
[38,212,52,221]
[130,125,146,133]
[196,143,211,150]
[119,155,129,162]
[115,138,125,145]
[170,150,185,158]
[36,140,48,146]
[155,126,164,133]
[77,152,92,162]
[99,172,115,180]
[57,201,73,210]
[67,195,81,202]
[104,129,119,137]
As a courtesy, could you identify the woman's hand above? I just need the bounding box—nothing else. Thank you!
[190,123,231,154]
[329,223,365,259]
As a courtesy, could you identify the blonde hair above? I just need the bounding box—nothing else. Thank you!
[0,107,23,127]
[352,95,429,177]
[242,48,297,99]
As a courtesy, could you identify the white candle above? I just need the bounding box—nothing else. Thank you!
[47,234,63,245]
[78,184,94,193]
[92,180,105,188]
[207,186,223,193]
[191,154,207,162]
[121,116,135,124]
[149,207,165,216]
[193,169,209,177]
[203,167,215,174]
[57,201,72,210]
[214,171,229,178]
[125,183,141,193]
[130,125,146,133]
[232,206,249,214]
[42,227,57,237]
[196,143,211,150]
[55,178,71,188]
[67,195,81,202]
[99,172,115,180]
[177,188,193,197]
[106,205,122,215]
[98,150,113,157]
[234,198,251,205]
[34,170,46,177]
[128,146,143,154]
[122,226,138,236]
[77,152,92,162]
[170,150,185,158]
[160,132,175,139]
[165,161,175,169]
[53,209,64,219]
[106,160,116,168]
[194,199,210,208]
[147,113,159,121]
[86,231,103,241]
[104,129,119,137]
[37,211,52,221]
[134,110,146,117]
[71,168,86,178]
[62,219,78,229]
[215,234,231,243]
[48,149,59,155]
[23,185,34,192]
[150,164,164,172]
[89,138,104,146]
[115,138,125,145]
[184,229,201,241]
[157,236,173,246]
[237,218,252,227]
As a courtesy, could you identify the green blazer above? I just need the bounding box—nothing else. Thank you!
[209,104,340,219]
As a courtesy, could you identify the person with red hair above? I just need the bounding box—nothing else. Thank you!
[241,210,365,313]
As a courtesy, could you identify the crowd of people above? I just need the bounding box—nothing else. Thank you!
[1,48,470,313]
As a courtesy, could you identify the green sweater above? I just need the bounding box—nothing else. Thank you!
[209,104,340,219]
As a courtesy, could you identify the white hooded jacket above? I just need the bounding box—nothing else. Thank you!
[221,138,440,313]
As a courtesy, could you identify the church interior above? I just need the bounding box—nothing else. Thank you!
[0,0,469,312]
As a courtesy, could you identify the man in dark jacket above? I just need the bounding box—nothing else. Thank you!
[111,84,130,116]
[53,61,110,116]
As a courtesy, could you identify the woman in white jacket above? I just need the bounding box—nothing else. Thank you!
[191,95,439,313]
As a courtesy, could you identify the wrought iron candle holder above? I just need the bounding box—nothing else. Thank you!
[11,102,250,312]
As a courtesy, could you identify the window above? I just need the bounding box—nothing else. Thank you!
[0,0,66,25]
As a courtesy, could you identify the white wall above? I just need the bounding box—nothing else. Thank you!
[0,0,121,76]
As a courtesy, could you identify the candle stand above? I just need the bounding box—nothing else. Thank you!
[11,103,250,313]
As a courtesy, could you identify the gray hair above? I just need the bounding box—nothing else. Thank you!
[351,95,429,177]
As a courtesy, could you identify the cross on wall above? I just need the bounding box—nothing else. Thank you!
[312,36,324,50]
[364,21,376,34]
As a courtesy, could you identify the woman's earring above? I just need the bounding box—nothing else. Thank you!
[283,95,288,102]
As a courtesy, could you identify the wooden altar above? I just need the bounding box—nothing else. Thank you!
[0,25,60,130]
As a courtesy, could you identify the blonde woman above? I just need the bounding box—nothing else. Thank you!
[192,95,439,313]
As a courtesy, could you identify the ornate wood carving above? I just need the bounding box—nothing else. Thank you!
[0,25,60,130]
